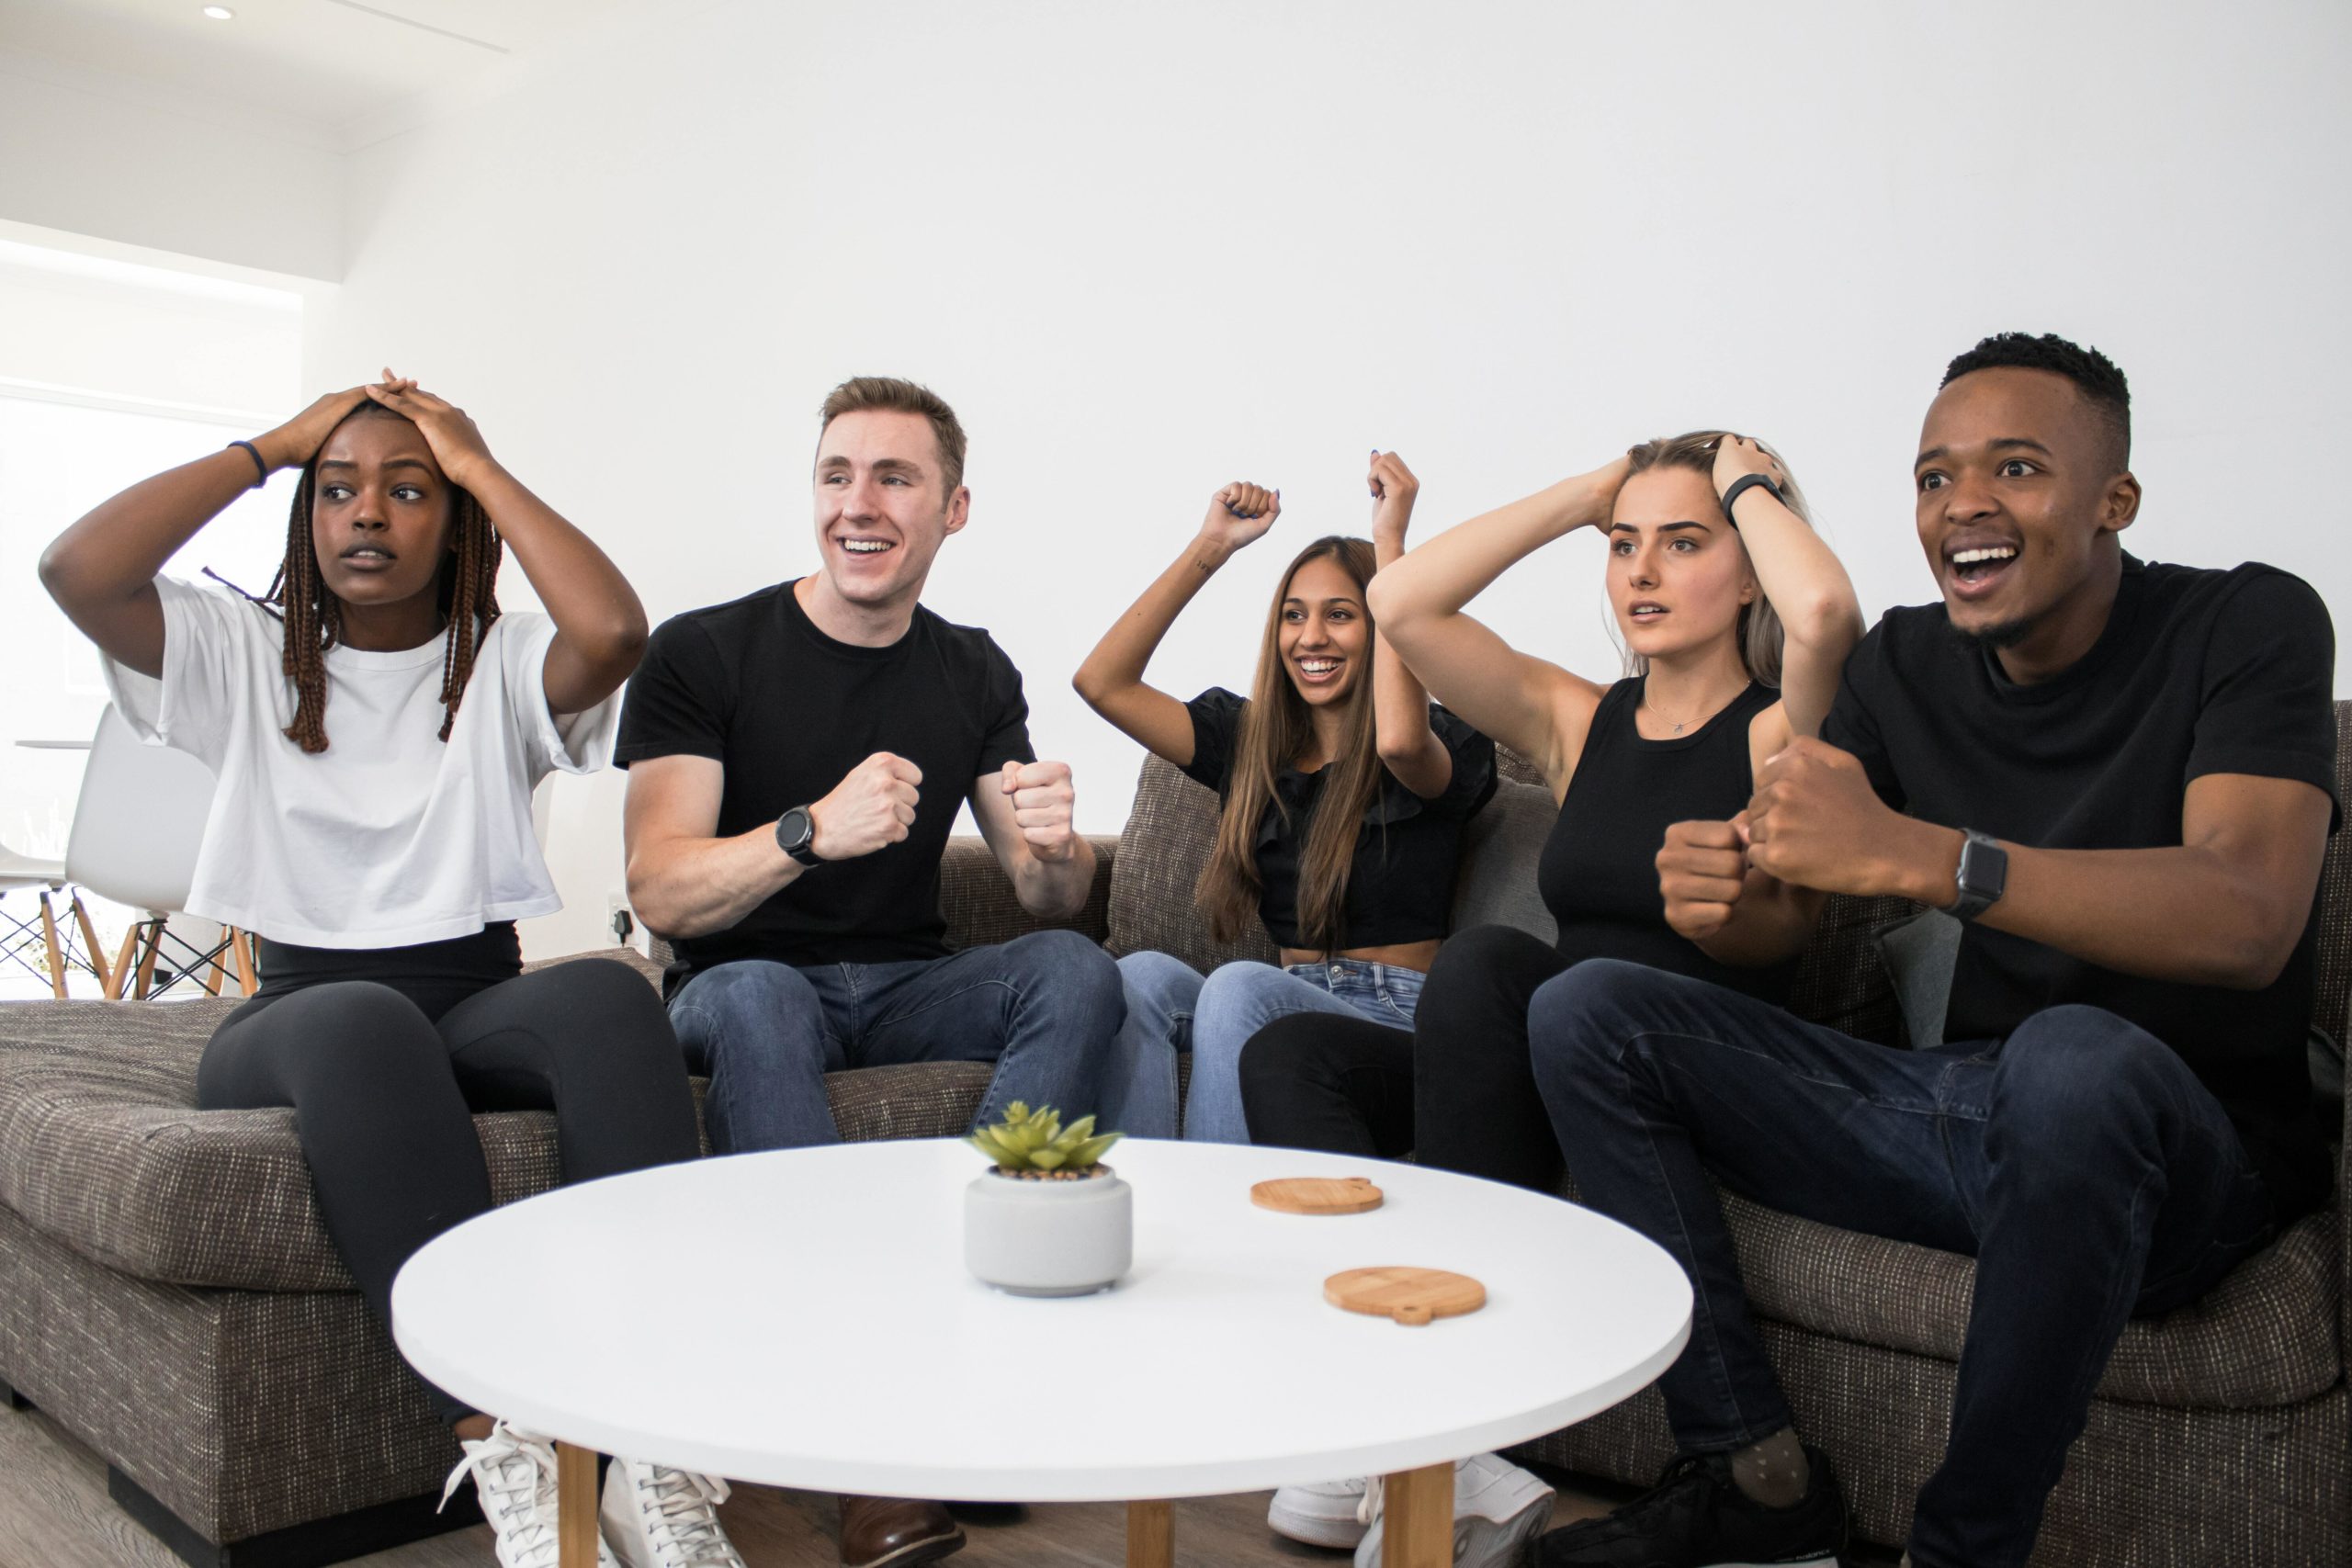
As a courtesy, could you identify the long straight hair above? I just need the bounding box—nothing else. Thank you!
[1615,431,1815,686]
[266,402,502,752]
[1194,536,1383,953]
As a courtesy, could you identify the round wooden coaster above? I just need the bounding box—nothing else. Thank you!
[1324,1266,1487,1326]
[1250,1175,1385,1215]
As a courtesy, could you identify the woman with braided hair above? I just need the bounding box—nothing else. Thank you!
[40,377,748,1568]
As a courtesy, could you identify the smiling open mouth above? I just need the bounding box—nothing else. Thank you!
[1295,658,1344,681]
[840,537,895,556]
[1948,544,2018,588]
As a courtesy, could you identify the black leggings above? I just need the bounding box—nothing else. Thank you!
[1238,924,1572,1187]
[198,927,700,1424]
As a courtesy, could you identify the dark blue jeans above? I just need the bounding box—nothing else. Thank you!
[670,930,1125,1154]
[1530,959,2275,1568]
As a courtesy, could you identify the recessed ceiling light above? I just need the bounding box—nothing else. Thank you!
[202,6,234,18]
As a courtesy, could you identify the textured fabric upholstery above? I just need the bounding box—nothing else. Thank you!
[0,711,2344,1561]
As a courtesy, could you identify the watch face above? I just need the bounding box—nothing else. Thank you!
[777,807,813,852]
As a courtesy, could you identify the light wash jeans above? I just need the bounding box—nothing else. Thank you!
[1102,953,1423,1143]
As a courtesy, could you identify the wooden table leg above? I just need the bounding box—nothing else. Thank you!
[558,1442,600,1567]
[1380,1462,1453,1568]
[1125,1498,1173,1568]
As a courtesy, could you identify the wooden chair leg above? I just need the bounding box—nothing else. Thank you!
[132,919,163,1000]
[231,927,257,996]
[107,925,138,1000]
[71,896,109,995]
[37,892,66,999]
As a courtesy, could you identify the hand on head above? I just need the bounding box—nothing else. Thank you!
[1711,434,1786,500]
[365,370,496,491]
[1200,481,1280,553]
[808,752,922,862]
[1001,759,1080,863]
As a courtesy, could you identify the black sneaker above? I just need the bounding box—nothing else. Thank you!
[1532,1444,1847,1567]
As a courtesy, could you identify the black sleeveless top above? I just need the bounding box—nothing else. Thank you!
[1537,676,1797,1003]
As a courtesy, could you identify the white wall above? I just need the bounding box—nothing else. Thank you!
[304,0,2352,958]
[0,51,343,281]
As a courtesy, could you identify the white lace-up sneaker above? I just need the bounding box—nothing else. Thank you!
[600,1457,746,1568]
[1269,1474,1373,1548]
[1353,1452,1555,1568]
[441,1420,617,1568]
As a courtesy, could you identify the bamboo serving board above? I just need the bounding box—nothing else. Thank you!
[1250,1176,1385,1215]
[1324,1266,1487,1326]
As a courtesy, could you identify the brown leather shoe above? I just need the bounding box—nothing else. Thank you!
[838,1495,965,1568]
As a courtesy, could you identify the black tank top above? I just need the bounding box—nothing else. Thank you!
[1536,677,1797,1004]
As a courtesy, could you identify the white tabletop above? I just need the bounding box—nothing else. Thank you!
[392,1139,1690,1502]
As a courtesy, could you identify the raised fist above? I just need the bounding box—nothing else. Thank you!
[1000,759,1078,863]
[1657,817,1753,942]
[810,752,923,861]
[1200,481,1280,555]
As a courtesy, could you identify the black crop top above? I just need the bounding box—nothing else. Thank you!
[1537,676,1795,1003]
[1179,688,1498,951]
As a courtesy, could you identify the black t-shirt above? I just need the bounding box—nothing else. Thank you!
[1540,676,1796,1003]
[1179,687,1498,951]
[1824,556,2339,1218]
[615,581,1035,985]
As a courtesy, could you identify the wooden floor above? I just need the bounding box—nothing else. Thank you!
[0,1399,1901,1566]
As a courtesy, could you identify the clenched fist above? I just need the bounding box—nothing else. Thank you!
[1744,737,1905,897]
[1000,759,1079,863]
[810,752,922,861]
[1657,817,1753,942]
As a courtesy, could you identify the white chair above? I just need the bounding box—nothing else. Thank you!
[0,838,107,998]
[63,706,254,1000]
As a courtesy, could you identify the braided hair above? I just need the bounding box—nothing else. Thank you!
[265,405,503,752]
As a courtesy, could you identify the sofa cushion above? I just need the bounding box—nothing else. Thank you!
[1106,755,1279,970]
[1450,777,1556,943]
[1721,1190,2343,1408]
[0,953,993,1292]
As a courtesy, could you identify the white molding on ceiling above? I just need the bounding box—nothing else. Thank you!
[0,42,344,153]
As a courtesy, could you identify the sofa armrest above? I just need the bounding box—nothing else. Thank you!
[941,833,1115,952]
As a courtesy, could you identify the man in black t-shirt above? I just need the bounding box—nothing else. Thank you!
[1526,335,2337,1568]
[617,377,1120,1568]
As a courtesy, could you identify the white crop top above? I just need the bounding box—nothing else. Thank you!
[103,576,614,948]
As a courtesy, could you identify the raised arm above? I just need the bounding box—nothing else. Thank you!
[1071,481,1280,763]
[39,386,373,676]
[1365,451,1452,799]
[1713,436,1864,738]
[365,377,647,714]
[1364,458,1628,788]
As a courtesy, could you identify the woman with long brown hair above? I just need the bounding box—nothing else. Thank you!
[1072,451,1499,1146]
[40,376,744,1568]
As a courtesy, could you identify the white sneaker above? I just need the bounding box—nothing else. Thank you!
[1353,1452,1555,1568]
[1269,1474,1372,1548]
[600,1457,746,1568]
[441,1420,618,1568]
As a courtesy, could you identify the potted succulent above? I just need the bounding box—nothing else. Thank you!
[962,1103,1131,1297]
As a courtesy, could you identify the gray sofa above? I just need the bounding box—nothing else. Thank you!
[0,711,2345,1565]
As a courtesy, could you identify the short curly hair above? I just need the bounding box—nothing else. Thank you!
[1941,332,2131,468]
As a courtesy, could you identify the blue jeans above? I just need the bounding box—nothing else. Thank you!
[1105,953,1423,1143]
[669,930,1125,1154]
[1530,959,2276,1568]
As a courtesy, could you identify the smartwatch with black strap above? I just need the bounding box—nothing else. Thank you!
[775,806,822,868]
[1718,471,1784,528]
[1946,828,2007,922]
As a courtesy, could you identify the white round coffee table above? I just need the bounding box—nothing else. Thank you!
[393,1138,1691,1567]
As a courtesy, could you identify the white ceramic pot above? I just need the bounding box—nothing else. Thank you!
[964,1165,1133,1297]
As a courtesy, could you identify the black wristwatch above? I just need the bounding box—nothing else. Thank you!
[1718,472,1784,527]
[1945,828,2007,922]
[775,806,822,868]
